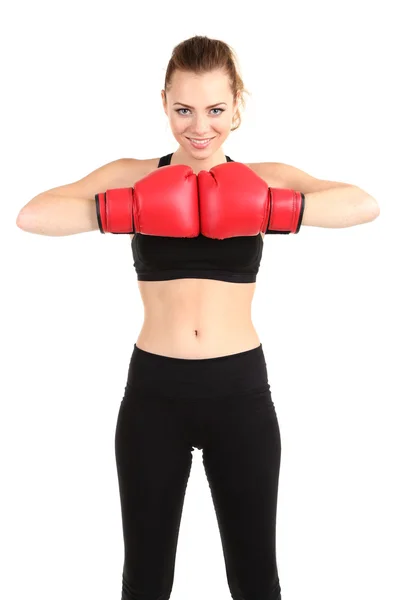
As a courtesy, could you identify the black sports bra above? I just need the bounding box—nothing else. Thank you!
[131,153,264,283]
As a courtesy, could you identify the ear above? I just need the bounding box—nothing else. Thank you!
[232,93,240,121]
[161,90,168,115]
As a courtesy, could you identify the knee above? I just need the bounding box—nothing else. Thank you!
[230,580,281,600]
[122,574,172,600]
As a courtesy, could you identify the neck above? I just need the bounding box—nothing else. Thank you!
[170,146,227,173]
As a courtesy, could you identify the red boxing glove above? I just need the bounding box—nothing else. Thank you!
[95,164,199,237]
[198,162,305,239]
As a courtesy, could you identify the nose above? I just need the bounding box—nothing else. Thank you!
[191,115,211,136]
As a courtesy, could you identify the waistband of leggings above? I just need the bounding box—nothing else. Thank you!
[125,343,269,398]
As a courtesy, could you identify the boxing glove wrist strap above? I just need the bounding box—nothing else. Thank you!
[264,188,305,234]
[95,188,135,234]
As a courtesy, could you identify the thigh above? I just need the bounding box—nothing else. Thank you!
[202,387,282,600]
[115,388,193,599]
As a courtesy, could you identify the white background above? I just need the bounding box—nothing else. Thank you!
[2,0,399,599]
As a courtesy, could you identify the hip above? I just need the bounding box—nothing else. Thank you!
[124,341,269,400]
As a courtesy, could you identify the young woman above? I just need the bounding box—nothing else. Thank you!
[16,35,379,600]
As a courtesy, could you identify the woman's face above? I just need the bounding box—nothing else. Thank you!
[162,69,239,158]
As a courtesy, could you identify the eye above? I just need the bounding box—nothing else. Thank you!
[175,108,225,116]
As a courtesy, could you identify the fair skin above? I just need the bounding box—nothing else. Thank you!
[16,68,379,359]
[137,69,262,358]
[161,69,240,172]
[135,69,375,358]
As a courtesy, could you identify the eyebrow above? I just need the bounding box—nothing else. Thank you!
[173,102,227,109]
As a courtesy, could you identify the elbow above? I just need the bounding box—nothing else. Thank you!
[16,194,39,232]
[348,187,380,226]
[371,200,380,220]
[15,193,53,234]
[360,195,380,224]
[16,209,29,231]
[16,207,47,235]
[16,208,36,233]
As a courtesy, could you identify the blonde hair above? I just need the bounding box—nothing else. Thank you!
[164,35,249,132]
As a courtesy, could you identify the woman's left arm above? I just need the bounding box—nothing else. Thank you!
[262,162,380,228]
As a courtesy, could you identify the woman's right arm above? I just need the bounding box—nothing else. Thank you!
[15,158,141,237]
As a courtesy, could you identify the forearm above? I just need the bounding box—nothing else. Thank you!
[16,193,99,236]
[302,185,380,228]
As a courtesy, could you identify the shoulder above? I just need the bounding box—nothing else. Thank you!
[117,156,160,178]
[105,156,161,191]
[248,161,350,193]
[124,158,161,241]
[245,162,284,188]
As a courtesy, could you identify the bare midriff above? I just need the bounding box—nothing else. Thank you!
[135,276,261,359]
[131,157,269,359]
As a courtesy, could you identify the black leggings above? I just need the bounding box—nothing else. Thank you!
[115,343,282,600]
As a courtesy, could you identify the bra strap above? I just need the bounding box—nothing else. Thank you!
[157,153,234,167]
